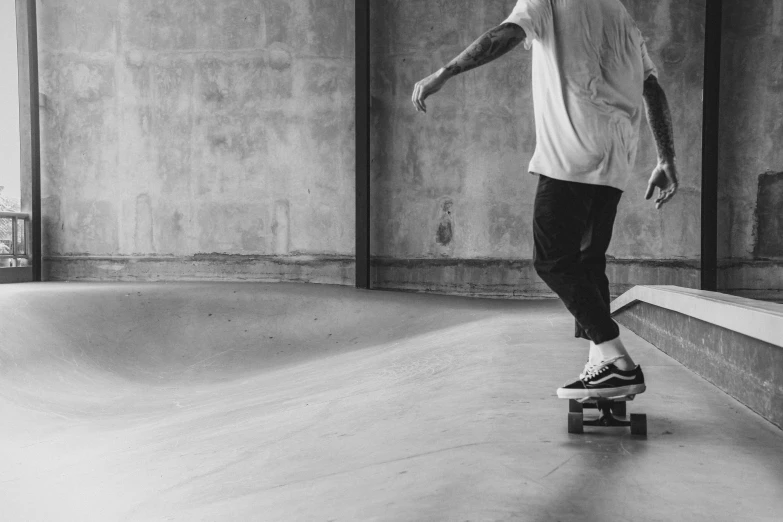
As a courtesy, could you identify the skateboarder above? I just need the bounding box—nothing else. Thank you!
[412,0,678,398]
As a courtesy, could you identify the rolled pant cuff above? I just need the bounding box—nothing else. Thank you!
[574,320,620,345]
[584,322,620,345]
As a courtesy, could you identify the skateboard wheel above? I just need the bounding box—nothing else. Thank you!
[569,400,583,413]
[630,413,647,436]
[568,412,584,434]
[611,402,626,416]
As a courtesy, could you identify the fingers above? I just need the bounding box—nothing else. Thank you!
[644,181,655,200]
[654,184,678,209]
[655,190,670,206]
[411,82,427,113]
[647,163,678,209]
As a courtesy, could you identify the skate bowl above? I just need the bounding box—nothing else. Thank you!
[2,282,782,521]
[0,281,546,520]
[0,282,517,411]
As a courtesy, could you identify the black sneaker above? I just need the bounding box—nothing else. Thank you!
[557,356,646,399]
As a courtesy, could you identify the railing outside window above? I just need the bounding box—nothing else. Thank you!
[0,211,31,268]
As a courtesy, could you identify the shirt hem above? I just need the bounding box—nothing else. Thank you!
[528,169,627,192]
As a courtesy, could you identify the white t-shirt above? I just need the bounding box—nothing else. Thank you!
[504,0,658,190]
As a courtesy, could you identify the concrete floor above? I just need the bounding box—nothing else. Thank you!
[1,282,781,521]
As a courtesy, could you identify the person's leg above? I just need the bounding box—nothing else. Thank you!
[580,220,610,364]
[534,175,646,399]
[579,185,635,370]
[532,175,620,350]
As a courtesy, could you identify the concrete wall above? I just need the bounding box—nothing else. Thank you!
[36,0,716,295]
[38,0,355,284]
[370,0,705,297]
[718,1,783,299]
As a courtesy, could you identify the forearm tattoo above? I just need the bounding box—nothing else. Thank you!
[643,75,676,163]
[443,23,526,77]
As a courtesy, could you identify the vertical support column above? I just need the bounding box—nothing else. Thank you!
[355,0,371,289]
[16,0,41,281]
[28,0,41,281]
[701,0,722,291]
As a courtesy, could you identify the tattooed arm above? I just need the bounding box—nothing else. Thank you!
[412,23,526,113]
[643,75,676,164]
[442,23,527,77]
[642,75,679,209]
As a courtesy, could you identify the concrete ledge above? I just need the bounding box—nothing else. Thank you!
[372,258,699,299]
[44,255,355,286]
[612,286,783,429]
[612,285,783,346]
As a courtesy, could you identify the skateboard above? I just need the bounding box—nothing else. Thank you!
[566,395,647,436]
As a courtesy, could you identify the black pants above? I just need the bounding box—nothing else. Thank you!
[532,174,623,345]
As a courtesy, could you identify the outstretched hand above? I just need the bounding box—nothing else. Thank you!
[412,69,450,113]
[645,161,679,209]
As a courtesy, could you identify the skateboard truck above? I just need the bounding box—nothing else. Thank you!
[568,396,647,436]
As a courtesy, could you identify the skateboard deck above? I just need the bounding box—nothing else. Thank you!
[566,395,647,436]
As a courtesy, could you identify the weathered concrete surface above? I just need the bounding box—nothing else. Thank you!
[37,0,355,282]
[719,259,783,303]
[372,257,699,300]
[45,254,353,285]
[36,0,716,294]
[755,172,783,258]
[616,301,783,429]
[718,1,783,297]
[2,282,783,520]
[370,0,704,295]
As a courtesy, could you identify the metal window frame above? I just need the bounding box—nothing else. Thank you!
[0,211,32,282]
[1,0,41,284]
[0,211,31,259]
